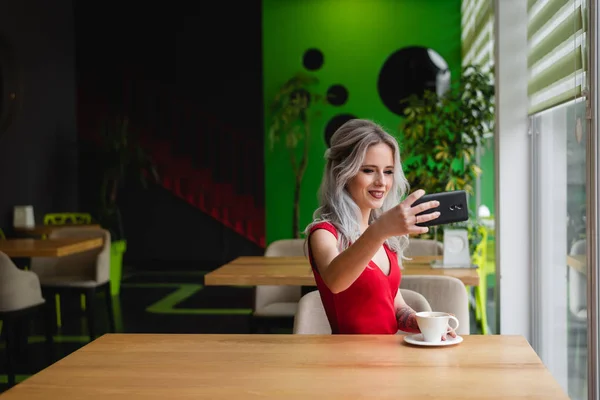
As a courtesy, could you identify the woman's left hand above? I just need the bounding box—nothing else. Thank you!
[441,313,458,341]
[441,326,458,341]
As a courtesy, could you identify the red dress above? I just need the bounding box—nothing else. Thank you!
[307,221,401,334]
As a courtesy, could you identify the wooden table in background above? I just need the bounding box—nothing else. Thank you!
[0,238,103,258]
[14,224,101,236]
[204,255,480,287]
[0,334,568,399]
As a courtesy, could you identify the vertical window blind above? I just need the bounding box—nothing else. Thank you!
[527,0,587,114]
[461,0,494,70]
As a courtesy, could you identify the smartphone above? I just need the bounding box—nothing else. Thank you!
[411,190,469,227]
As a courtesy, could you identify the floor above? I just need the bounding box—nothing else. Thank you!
[0,266,496,394]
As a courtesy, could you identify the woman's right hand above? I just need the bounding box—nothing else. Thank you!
[374,189,441,238]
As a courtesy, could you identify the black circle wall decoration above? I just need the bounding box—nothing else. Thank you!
[303,48,324,71]
[326,84,348,106]
[377,46,450,116]
[324,114,357,147]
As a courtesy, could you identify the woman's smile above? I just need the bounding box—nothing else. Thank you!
[368,190,385,199]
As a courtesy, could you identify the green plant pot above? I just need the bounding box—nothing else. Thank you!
[110,239,127,296]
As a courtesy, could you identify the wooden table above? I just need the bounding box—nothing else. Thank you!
[0,334,568,399]
[0,238,103,258]
[204,256,480,287]
[14,224,101,236]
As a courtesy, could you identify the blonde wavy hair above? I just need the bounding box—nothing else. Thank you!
[305,119,410,256]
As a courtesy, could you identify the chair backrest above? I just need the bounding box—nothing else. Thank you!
[404,239,443,257]
[264,239,307,257]
[255,239,306,311]
[293,289,432,334]
[401,289,433,313]
[0,251,45,312]
[292,291,330,334]
[400,275,470,335]
[0,251,26,281]
[30,227,111,285]
[43,212,92,225]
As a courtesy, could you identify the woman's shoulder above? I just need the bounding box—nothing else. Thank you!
[307,220,339,239]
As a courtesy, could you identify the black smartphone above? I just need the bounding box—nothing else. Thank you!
[411,190,469,227]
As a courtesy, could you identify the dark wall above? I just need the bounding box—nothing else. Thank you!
[0,0,78,233]
[75,0,265,269]
[118,185,264,270]
[75,1,263,134]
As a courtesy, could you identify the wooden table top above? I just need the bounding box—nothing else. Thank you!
[0,334,568,399]
[204,256,480,287]
[0,238,103,258]
[14,224,101,236]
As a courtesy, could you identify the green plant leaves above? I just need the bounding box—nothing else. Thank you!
[267,72,325,238]
[426,155,437,169]
[398,65,494,198]
[268,72,321,152]
[403,154,422,167]
[450,158,463,173]
[398,65,494,247]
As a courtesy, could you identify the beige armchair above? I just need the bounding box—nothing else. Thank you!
[293,289,432,334]
[400,275,470,335]
[0,251,53,387]
[252,239,306,332]
[30,227,115,340]
[404,239,443,257]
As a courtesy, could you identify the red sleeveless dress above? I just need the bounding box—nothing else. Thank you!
[307,221,401,334]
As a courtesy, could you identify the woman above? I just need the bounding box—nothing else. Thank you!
[305,119,453,336]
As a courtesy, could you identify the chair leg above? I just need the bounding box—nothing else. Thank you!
[251,317,274,334]
[474,285,489,335]
[13,318,28,359]
[85,290,96,340]
[473,287,482,321]
[251,317,264,334]
[3,319,15,387]
[55,294,62,328]
[42,302,55,364]
[249,316,260,334]
[45,292,58,337]
[104,285,116,333]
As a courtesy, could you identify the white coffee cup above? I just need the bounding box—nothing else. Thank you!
[415,311,460,343]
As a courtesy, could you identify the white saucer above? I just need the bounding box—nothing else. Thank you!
[404,334,463,347]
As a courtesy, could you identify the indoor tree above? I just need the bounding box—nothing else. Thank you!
[399,64,495,251]
[96,115,158,241]
[268,72,324,238]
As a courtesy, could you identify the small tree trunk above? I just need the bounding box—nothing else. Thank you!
[291,121,311,239]
[292,175,301,238]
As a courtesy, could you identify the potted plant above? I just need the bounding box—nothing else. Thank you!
[398,64,495,252]
[95,115,158,295]
[268,72,324,238]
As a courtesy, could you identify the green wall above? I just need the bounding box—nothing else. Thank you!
[263,0,466,244]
